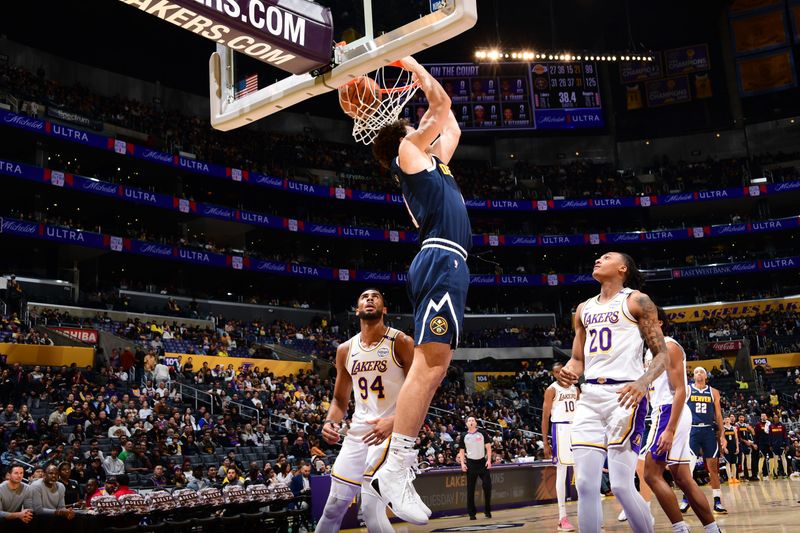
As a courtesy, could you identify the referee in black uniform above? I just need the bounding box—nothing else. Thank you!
[457,416,493,520]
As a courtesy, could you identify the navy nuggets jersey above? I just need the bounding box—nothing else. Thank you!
[393,154,471,348]
[392,155,472,253]
[687,385,715,426]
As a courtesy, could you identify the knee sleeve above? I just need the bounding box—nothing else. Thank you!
[315,481,360,533]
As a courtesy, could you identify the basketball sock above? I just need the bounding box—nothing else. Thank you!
[361,482,395,532]
[712,489,721,499]
[556,462,568,519]
[608,447,654,533]
[385,432,416,470]
[671,521,690,532]
[573,447,606,533]
[703,522,721,533]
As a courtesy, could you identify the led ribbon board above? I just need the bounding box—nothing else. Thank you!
[118,0,334,75]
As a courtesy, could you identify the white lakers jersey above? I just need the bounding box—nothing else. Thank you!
[548,382,578,423]
[346,327,405,425]
[645,336,686,408]
[581,288,644,382]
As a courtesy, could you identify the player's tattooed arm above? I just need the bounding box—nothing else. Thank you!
[618,291,667,408]
[634,292,668,385]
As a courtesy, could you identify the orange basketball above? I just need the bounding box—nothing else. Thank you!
[339,76,381,119]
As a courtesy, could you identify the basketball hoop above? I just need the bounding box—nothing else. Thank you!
[339,63,420,145]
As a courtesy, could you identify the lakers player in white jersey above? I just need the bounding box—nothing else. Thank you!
[318,289,415,532]
[641,308,721,533]
[561,252,670,533]
[542,362,579,532]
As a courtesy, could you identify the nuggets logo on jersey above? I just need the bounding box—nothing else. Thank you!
[430,316,449,336]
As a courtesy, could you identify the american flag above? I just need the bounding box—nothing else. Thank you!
[235,73,258,98]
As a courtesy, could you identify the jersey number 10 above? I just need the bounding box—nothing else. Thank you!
[358,376,385,400]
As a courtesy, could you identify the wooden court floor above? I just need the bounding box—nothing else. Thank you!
[343,479,800,532]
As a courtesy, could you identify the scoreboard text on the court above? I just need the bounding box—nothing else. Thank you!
[403,62,604,131]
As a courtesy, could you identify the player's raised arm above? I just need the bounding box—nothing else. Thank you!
[618,291,668,408]
[561,302,586,384]
[429,110,461,165]
[322,341,353,444]
[399,56,453,152]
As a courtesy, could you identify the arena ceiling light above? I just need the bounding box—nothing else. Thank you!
[474,49,656,63]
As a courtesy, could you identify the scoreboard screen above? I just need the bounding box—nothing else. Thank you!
[401,62,604,131]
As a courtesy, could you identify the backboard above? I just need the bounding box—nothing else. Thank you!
[209,0,477,131]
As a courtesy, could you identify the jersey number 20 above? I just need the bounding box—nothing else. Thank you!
[588,327,612,353]
[358,376,385,400]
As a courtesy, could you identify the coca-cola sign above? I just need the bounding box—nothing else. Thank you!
[710,340,743,352]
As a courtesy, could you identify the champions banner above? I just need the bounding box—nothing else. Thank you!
[665,295,800,323]
[619,53,663,83]
[4,217,800,287]
[646,76,692,107]
[664,44,711,75]
[2,158,800,248]
[3,109,800,213]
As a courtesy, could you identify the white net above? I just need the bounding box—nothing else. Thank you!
[340,65,420,145]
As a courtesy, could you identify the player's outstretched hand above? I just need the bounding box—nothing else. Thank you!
[363,416,394,446]
[617,379,648,409]
[322,421,342,445]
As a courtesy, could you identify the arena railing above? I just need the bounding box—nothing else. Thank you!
[172,381,262,424]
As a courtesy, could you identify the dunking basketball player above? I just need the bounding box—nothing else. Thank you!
[318,289,414,532]
[367,56,472,525]
[560,252,669,533]
[542,362,579,532]
[641,308,721,533]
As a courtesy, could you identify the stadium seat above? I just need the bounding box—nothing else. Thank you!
[191,516,219,532]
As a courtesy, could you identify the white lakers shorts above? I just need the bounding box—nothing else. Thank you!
[330,422,391,488]
[551,421,574,465]
[643,404,693,465]
[570,383,648,452]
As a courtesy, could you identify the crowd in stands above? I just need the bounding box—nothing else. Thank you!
[29,308,342,362]
[4,63,800,203]
[460,326,572,349]
[669,309,800,357]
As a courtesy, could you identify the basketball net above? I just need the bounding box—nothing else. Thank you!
[342,65,420,145]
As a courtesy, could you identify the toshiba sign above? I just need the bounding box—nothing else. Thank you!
[52,328,99,344]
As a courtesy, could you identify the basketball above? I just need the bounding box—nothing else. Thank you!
[339,76,381,119]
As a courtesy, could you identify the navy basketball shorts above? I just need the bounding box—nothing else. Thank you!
[407,245,469,348]
[689,425,719,459]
